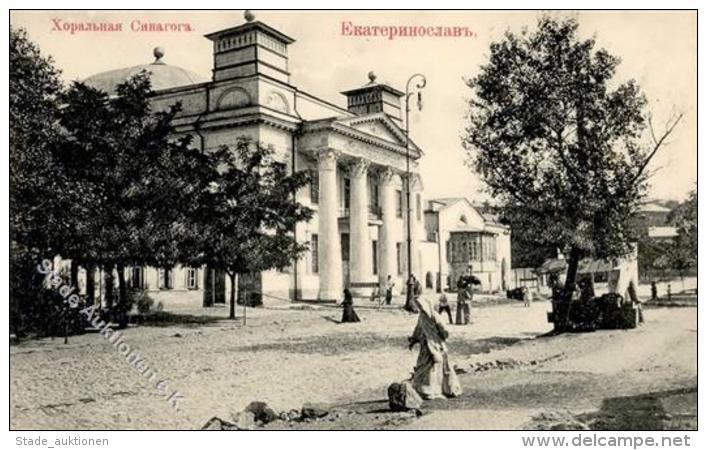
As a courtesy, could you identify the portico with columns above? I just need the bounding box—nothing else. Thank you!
[299,109,424,301]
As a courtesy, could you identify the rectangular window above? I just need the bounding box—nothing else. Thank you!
[369,181,380,214]
[416,193,422,221]
[344,178,351,211]
[396,190,403,218]
[158,268,174,290]
[131,266,143,289]
[372,240,378,275]
[311,234,319,274]
[310,170,319,204]
[341,233,350,262]
[186,267,199,289]
[396,242,402,275]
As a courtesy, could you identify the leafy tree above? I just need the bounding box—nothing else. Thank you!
[56,73,211,326]
[666,188,697,284]
[9,27,68,335]
[463,16,682,330]
[668,188,697,257]
[189,139,313,319]
[500,207,558,268]
[637,235,671,281]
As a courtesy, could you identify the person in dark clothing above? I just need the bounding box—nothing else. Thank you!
[341,288,361,323]
[437,293,453,324]
[457,265,481,291]
[456,265,480,325]
[413,275,423,300]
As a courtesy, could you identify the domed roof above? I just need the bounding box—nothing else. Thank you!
[83,47,208,94]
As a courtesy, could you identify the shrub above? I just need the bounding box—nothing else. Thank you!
[130,289,155,314]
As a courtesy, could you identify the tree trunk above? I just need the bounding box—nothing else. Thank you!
[203,267,214,307]
[228,272,237,320]
[85,263,95,306]
[556,246,582,332]
[63,304,69,345]
[70,260,79,292]
[104,264,115,309]
[117,264,128,328]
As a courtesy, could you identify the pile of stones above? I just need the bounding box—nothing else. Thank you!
[202,401,331,430]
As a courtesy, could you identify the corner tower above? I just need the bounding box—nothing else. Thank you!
[204,11,295,83]
[341,72,404,126]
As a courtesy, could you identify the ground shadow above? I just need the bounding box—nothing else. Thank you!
[321,315,342,324]
[233,333,526,357]
[447,336,524,358]
[129,312,227,328]
[580,387,697,430]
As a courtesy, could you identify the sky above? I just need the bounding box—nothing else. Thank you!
[10,10,697,202]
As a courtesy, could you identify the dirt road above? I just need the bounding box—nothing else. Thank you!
[10,300,696,430]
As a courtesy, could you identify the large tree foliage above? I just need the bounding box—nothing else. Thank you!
[188,139,313,319]
[464,17,681,328]
[56,73,211,326]
[10,27,67,253]
[9,27,68,335]
[666,188,697,282]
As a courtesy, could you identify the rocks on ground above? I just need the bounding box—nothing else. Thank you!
[244,401,277,424]
[300,402,330,419]
[469,353,565,373]
[387,381,423,412]
[202,400,332,430]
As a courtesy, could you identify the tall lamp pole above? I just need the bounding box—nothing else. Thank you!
[404,73,426,313]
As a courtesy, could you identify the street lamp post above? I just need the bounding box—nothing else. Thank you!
[404,73,426,313]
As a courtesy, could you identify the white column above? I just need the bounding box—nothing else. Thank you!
[378,167,397,291]
[317,149,342,301]
[348,158,371,295]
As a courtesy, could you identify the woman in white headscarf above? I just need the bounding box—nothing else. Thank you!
[408,296,463,399]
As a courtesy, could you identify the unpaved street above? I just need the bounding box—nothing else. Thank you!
[10,300,696,430]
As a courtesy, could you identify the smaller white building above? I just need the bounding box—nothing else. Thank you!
[421,198,511,293]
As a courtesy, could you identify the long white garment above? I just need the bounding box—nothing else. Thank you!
[411,297,463,399]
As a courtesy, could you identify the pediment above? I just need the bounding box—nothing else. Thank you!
[336,113,416,150]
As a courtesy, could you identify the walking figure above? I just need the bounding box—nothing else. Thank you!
[341,289,360,323]
[456,265,480,325]
[437,293,453,324]
[651,281,658,300]
[408,297,463,400]
[385,275,395,305]
[523,286,531,307]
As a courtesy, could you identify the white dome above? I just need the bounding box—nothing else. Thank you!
[83,48,207,94]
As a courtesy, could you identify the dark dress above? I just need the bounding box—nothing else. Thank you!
[341,292,361,323]
[455,274,480,325]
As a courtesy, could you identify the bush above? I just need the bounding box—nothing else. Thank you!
[131,289,155,314]
[237,291,263,307]
[10,247,90,339]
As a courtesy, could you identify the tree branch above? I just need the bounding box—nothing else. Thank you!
[631,111,684,187]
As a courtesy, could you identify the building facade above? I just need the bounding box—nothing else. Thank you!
[421,198,511,293]
[82,14,426,305]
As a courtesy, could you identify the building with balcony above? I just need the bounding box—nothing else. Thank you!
[421,198,511,292]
